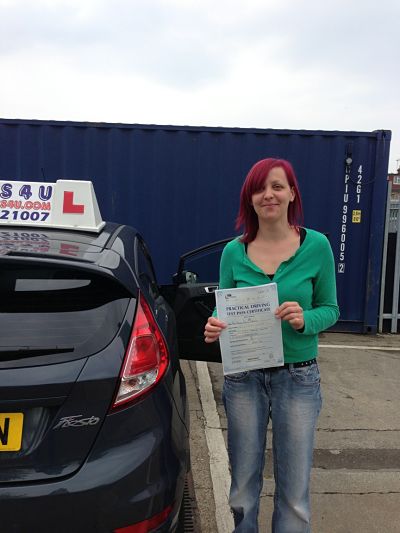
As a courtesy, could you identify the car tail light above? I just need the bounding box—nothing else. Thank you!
[114,504,173,533]
[112,292,169,408]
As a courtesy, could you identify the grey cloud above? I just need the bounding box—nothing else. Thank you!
[260,0,400,81]
[0,0,258,88]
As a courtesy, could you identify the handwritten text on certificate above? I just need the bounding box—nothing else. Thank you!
[215,283,284,375]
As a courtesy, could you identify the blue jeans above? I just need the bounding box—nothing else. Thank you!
[222,362,322,533]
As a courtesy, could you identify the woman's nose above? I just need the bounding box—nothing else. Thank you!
[263,187,273,198]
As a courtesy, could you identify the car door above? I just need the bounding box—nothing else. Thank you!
[162,238,234,363]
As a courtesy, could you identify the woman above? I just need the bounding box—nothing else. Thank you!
[204,158,339,533]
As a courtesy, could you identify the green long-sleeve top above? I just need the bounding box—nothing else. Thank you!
[215,228,339,363]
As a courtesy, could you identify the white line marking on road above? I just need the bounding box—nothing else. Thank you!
[319,344,400,351]
[196,361,234,533]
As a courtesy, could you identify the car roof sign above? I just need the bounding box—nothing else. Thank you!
[0,180,105,233]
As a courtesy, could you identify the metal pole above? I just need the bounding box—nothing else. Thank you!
[379,180,392,332]
[391,206,400,333]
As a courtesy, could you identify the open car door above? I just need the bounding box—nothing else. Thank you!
[163,238,233,362]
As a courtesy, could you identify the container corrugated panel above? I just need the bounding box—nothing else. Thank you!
[0,118,391,333]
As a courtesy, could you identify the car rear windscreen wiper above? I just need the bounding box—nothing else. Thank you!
[0,346,75,361]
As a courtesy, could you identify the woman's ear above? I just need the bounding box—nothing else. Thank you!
[290,188,295,202]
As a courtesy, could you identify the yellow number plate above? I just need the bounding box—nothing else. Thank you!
[0,413,24,451]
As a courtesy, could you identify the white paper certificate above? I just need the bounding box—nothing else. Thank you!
[215,283,284,375]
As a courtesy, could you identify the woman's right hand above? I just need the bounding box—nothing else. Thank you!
[204,316,227,343]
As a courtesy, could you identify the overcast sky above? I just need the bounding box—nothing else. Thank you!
[0,0,399,172]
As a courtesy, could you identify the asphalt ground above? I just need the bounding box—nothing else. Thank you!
[181,332,400,533]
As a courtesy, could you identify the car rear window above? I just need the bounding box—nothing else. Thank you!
[0,262,132,363]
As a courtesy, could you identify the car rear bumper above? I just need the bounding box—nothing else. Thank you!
[0,383,190,532]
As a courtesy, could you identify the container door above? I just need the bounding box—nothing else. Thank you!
[164,238,233,362]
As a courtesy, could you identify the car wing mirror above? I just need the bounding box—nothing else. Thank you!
[173,270,198,285]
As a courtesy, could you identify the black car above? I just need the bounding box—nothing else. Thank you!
[0,217,228,533]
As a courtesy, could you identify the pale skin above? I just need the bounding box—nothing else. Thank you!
[204,166,305,343]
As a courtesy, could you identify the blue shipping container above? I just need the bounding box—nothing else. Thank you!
[0,118,391,333]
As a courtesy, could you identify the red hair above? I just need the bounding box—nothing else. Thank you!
[236,158,304,243]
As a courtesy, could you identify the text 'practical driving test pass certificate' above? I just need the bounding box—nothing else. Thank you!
[215,283,284,375]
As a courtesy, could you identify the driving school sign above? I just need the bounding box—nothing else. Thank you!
[0,180,105,232]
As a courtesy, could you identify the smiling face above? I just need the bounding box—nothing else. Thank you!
[251,166,295,224]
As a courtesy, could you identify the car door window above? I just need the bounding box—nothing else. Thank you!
[175,237,233,285]
[169,238,234,363]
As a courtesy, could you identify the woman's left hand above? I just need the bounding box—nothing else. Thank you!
[275,301,304,331]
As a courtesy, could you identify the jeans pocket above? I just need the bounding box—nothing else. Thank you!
[224,371,250,382]
[289,362,320,385]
